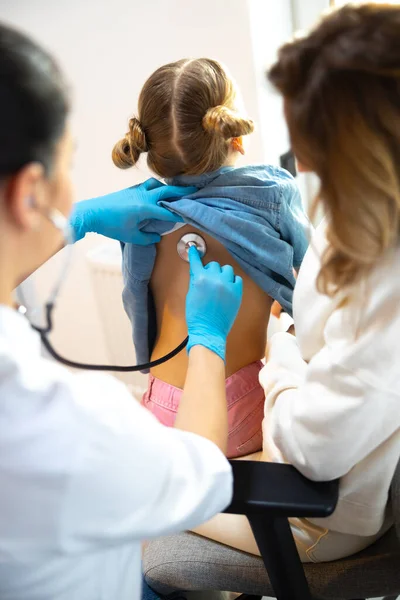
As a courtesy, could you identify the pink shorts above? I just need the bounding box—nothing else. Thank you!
[142,361,264,458]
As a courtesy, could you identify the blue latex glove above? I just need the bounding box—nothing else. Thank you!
[186,246,243,361]
[69,178,196,244]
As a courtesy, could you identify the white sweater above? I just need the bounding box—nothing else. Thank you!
[260,224,400,536]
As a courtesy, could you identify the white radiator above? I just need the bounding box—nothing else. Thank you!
[86,242,148,401]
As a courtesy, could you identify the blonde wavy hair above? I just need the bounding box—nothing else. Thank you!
[112,58,254,178]
[268,3,400,295]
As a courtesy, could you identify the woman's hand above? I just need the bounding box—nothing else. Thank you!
[69,178,196,244]
[186,246,243,361]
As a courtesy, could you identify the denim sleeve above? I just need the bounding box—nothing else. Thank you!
[120,242,157,373]
[278,179,312,269]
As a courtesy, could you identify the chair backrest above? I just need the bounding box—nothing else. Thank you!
[391,458,400,538]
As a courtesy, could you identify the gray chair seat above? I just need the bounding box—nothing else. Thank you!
[143,527,400,600]
[144,459,400,600]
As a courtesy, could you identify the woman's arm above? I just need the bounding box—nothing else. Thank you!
[175,346,228,454]
[260,330,399,481]
[68,179,193,243]
[18,179,192,284]
[174,247,243,455]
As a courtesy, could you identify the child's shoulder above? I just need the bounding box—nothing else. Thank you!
[179,164,302,211]
[217,163,297,189]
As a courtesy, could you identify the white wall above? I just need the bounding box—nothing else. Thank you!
[1,0,297,370]
[289,0,330,213]
[291,0,330,32]
[247,0,293,165]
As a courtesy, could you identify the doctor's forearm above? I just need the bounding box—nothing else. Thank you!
[175,346,228,454]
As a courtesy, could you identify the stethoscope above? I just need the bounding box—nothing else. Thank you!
[17,206,207,372]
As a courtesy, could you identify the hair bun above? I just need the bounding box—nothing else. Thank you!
[112,117,148,170]
[128,117,148,153]
[202,105,254,139]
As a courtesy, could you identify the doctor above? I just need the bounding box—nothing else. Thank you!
[0,23,243,600]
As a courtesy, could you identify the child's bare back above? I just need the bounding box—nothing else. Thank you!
[150,224,272,388]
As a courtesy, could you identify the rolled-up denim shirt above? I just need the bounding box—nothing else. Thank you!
[121,164,311,372]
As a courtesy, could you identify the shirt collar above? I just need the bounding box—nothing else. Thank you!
[166,166,235,189]
[0,304,41,356]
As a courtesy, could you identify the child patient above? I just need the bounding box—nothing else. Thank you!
[112,58,310,458]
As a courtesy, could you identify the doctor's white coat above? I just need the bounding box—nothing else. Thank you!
[0,305,232,600]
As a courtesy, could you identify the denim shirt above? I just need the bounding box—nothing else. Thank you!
[121,164,311,372]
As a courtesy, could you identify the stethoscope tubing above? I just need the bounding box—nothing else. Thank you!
[34,303,188,372]
[19,231,207,372]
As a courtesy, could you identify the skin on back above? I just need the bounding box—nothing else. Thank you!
[150,224,272,388]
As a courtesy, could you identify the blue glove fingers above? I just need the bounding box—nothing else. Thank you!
[154,184,197,203]
[134,231,162,245]
[234,275,243,296]
[188,245,204,277]
[139,203,184,224]
[185,252,243,361]
[140,178,165,192]
[70,178,196,244]
[204,261,222,275]
[221,265,235,282]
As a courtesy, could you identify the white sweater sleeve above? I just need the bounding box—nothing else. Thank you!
[57,371,232,550]
[260,331,400,482]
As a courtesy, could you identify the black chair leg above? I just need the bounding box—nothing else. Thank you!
[248,515,312,600]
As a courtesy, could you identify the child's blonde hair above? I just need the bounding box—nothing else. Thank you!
[112,58,254,178]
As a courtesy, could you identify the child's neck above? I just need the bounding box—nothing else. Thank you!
[223,152,240,168]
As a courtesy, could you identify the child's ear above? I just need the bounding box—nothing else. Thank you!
[231,137,245,155]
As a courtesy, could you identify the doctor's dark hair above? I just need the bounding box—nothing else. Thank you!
[268,3,400,296]
[0,23,68,176]
[112,58,254,177]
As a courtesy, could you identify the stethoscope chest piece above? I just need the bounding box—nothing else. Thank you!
[177,233,207,262]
